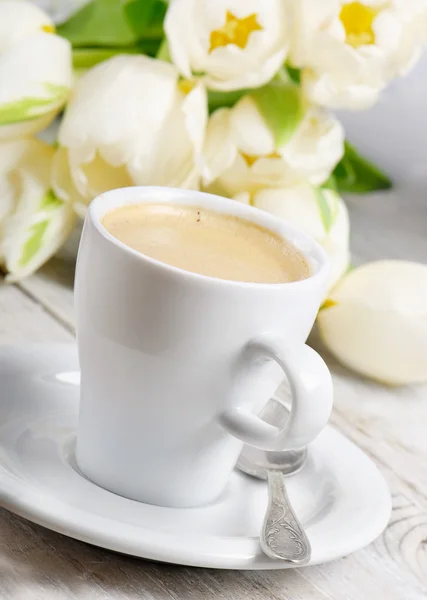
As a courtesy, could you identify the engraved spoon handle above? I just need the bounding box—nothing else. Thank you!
[261,470,311,564]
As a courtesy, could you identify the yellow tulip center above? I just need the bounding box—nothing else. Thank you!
[241,151,281,167]
[209,11,263,53]
[41,24,56,33]
[320,298,338,311]
[177,78,197,95]
[339,2,379,48]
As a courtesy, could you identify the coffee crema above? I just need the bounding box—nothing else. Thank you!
[102,203,310,284]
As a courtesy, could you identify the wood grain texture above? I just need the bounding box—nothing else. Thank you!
[0,279,73,343]
[0,188,426,599]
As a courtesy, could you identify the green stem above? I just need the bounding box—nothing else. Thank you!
[275,68,291,84]
[72,47,140,69]
[156,38,170,61]
[138,27,163,39]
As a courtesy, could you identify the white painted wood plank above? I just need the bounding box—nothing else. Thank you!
[0,278,73,343]
[0,488,425,600]
[298,441,427,598]
[16,255,76,334]
[308,332,427,499]
[1,501,425,600]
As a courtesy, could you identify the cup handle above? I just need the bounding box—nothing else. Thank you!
[219,336,333,451]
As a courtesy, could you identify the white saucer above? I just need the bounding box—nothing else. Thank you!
[0,345,391,570]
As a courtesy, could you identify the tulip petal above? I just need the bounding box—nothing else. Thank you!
[203,45,288,91]
[0,32,72,139]
[202,108,237,185]
[51,147,94,209]
[0,138,76,279]
[303,69,382,110]
[69,147,134,200]
[164,0,195,79]
[128,82,207,189]
[0,0,54,52]
[0,138,55,222]
[3,194,76,281]
[0,83,68,126]
[59,55,177,155]
[0,112,55,142]
[318,261,427,384]
[229,96,275,156]
[233,191,251,205]
[182,82,208,171]
[280,107,344,185]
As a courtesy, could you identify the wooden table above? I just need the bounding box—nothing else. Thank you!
[0,187,426,599]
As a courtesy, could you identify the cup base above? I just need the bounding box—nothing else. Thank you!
[75,443,229,509]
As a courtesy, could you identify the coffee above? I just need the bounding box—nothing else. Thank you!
[102,203,310,284]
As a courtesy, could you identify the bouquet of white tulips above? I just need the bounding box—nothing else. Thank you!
[1,0,427,384]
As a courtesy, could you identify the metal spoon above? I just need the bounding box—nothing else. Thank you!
[236,397,311,564]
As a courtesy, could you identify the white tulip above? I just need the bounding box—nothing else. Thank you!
[203,95,344,194]
[0,0,72,140]
[234,184,350,292]
[0,138,76,280]
[165,0,289,91]
[318,261,427,384]
[52,55,208,214]
[392,0,427,76]
[289,0,427,109]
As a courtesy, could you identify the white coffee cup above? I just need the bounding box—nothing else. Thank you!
[75,186,333,508]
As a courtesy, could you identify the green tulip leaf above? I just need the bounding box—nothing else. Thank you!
[40,189,63,211]
[315,187,334,233]
[321,174,338,194]
[156,38,171,61]
[333,141,392,194]
[251,80,305,148]
[0,84,68,126]
[72,47,140,70]
[207,89,247,113]
[126,0,166,40]
[285,65,301,85]
[19,220,50,267]
[124,0,158,38]
[58,0,165,48]
[58,0,140,46]
[19,190,65,267]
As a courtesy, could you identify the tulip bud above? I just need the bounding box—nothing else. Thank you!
[318,260,427,384]
[0,0,72,140]
[52,55,207,215]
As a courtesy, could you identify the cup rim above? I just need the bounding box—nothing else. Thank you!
[88,186,330,291]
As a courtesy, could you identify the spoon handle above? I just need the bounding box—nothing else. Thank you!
[261,470,311,564]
